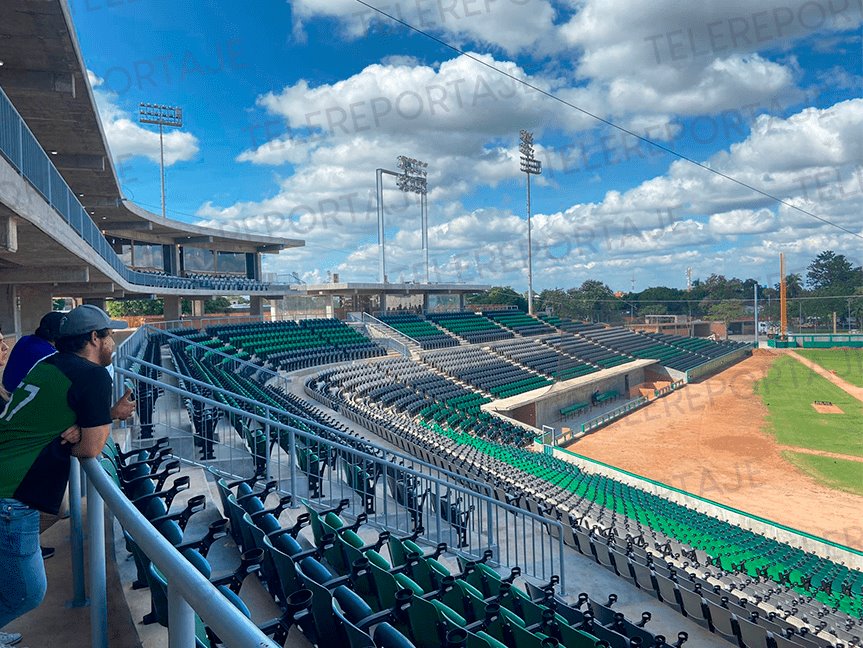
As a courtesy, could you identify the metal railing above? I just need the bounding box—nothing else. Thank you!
[684,345,752,383]
[580,396,648,435]
[73,458,279,648]
[0,86,277,294]
[114,326,566,591]
[360,312,416,355]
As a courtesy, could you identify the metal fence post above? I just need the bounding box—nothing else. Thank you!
[87,477,108,648]
[167,583,196,647]
[67,457,87,607]
[288,428,298,507]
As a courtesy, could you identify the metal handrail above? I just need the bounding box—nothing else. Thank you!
[77,458,278,648]
[0,86,276,294]
[361,312,417,354]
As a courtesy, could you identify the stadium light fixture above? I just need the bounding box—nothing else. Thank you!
[138,103,184,219]
[376,155,431,286]
[519,130,542,316]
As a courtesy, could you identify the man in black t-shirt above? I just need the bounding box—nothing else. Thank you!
[0,305,135,639]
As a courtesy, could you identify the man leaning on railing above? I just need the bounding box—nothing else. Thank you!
[0,305,135,648]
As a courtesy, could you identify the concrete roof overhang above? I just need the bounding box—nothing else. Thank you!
[299,282,492,297]
[0,0,302,255]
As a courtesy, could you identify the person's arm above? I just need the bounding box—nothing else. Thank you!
[71,424,112,458]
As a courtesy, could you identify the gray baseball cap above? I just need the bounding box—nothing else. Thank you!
[58,304,128,338]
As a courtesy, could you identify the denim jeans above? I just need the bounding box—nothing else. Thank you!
[0,498,46,628]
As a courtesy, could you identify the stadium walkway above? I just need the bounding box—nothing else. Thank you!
[6,510,141,648]
[786,350,863,402]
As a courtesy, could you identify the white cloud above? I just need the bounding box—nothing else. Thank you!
[290,0,562,55]
[86,69,200,166]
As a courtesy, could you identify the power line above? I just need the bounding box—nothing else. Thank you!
[352,0,863,241]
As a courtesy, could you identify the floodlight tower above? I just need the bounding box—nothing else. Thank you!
[139,103,183,219]
[375,156,429,284]
[396,156,429,283]
[520,130,542,315]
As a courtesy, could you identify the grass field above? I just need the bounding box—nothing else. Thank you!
[795,348,863,387]
[754,355,863,457]
[783,451,863,496]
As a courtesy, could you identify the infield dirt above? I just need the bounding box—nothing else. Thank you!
[569,350,863,550]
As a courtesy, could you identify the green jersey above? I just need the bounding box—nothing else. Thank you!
[0,352,112,513]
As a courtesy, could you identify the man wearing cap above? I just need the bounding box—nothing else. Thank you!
[1,312,66,395]
[0,305,135,645]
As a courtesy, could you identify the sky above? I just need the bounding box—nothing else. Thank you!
[69,0,863,292]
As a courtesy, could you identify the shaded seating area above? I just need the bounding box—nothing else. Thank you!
[422,347,553,399]
[490,338,599,381]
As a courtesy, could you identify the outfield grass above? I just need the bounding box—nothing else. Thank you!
[795,348,863,387]
[755,355,863,457]
[783,451,863,496]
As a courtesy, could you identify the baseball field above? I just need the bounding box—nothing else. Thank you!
[570,348,863,550]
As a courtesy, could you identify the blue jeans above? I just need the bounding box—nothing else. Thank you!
[0,498,46,628]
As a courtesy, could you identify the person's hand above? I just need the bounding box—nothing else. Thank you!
[111,387,135,421]
[60,424,81,445]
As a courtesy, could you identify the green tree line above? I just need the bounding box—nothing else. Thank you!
[467,250,863,327]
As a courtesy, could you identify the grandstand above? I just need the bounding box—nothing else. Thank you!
[1,3,860,648]
[98,319,861,648]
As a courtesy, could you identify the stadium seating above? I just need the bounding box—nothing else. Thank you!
[125,323,861,648]
[426,312,514,344]
[378,314,460,350]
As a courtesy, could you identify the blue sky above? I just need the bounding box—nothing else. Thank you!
[70,0,862,291]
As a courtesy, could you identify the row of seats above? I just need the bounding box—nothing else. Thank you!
[307,371,863,645]
[423,347,553,399]
[483,312,557,337]
[378,314,460,350]
[426,312,515,345]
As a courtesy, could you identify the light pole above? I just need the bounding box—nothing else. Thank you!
[139,103,183,219]
[375,156,429,284]
[519,130,541,315]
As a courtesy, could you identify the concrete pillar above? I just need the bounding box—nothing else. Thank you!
[163,296,182,322]
[83,298,106,311]
[422,293,430,313]
[458,293,465,311]
[249,296,265,318]
[379,292,386,314]
[191,300,204,317]
[19,287,54,336]
[0,286,21,339]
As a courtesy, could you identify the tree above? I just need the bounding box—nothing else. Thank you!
[467,286,528,311]
[807,251,860,291]
[204,297,232,313]
[106,299,163,316]
[707,301,747,333]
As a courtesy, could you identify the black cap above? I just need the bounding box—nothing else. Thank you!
[35,311,66,342]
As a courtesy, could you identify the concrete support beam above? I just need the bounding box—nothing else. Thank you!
[102,221,153,232]
[191,299,203,317]
[249,297,264,318]
[163,296,181,322]
[176,236,213,244]
[423,293,430,313]
[80,196,122,208]
[0,266,89,284]
[0,215,19,253]
[55,283,118,296]
[53,153,105,172]
[0,69,76,96]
